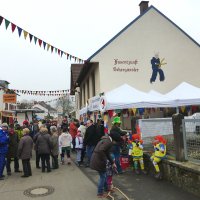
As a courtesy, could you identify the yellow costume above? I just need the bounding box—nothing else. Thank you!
[151,135,167,178]
[131,133,146,174]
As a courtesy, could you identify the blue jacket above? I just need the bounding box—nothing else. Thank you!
[0,129,9,154]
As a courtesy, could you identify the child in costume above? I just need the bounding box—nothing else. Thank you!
[151,135,167,179]
[106,153,118,192]
[131,133,146,174]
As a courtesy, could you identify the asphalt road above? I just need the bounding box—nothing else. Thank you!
[78,160,200,200]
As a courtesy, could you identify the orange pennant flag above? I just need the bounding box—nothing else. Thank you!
[23,30,28,40]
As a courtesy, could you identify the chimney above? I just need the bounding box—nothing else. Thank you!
[139,1,149,15]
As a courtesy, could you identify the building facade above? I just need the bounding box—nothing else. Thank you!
[0,80,17,124]
[71,1,200,119]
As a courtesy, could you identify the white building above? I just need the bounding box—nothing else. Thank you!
[0,80,16,124]
[71,1,200,120]
[32,101,58,119]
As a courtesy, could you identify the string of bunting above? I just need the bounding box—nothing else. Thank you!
[0,15,84,63]
[0,88,76,96]
[44,95,69,103]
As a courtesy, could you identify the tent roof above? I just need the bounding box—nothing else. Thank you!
[104,84,173,110]
[148,90,164,97]
[165,82,200,106]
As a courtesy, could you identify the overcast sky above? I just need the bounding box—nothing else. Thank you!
[0,0,199,101]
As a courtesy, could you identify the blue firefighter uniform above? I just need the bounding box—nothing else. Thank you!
[0,128,9,179]
[150,57,165,83]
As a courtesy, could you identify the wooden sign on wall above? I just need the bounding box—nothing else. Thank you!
[3,94,17,103]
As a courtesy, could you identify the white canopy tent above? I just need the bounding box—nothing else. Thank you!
[165,82,200,106]
[100,84,174,111]
[79,106,87,115]
[148,90,164,97]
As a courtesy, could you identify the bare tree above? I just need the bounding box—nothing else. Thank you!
[56,95,74,117]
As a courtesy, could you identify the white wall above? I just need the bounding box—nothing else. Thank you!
[17,112,33,125]
[91,8,200,94]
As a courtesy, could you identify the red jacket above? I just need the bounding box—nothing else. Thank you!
[69,122,78,139]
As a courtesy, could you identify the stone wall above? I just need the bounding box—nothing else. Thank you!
[143,154,200,197]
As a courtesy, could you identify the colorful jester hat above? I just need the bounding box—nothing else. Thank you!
[154,135,167,145]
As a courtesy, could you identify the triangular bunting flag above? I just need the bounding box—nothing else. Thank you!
[61,51,63,57]
[23,30,28,40]
[11,23,16,32]
[5,19,10,30]
[55,48,57,53]
[47,44,51,51]
[43,41,46,49]
[180,106,186,113]
[34,36,38,45]
[38,39,42,47]
[66,53,69,59]
[51,46,54,53]
[0,16,3,26]
[17,26,23,37]
[58,49,60,55]
[132,108,137,115]
[29,34,33,42]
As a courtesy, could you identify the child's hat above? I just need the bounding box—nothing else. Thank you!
[112,117,121,124]
[132,133,141,141]
[154,135,167,144]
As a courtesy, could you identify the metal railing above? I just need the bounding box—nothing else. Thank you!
[182,119,200,163]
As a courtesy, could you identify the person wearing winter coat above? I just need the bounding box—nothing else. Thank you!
[78,122,86,164]
[75,130,83,166]
[78,122,86,138]
[96,119,105,140]
[84,120,99,167]
[109,117,126,174]
[18,128,33,178]
[69,119,78,152]
[6,124,21,175]
[50,126,59,169]
[0,123,9,180]
[15,124,23,140]
[35,128,52,172]
[90,135,117,198]
[59,126,72,165]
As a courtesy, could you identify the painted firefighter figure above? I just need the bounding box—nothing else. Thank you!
[150,53,166,83]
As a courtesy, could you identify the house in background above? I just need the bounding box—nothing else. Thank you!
[32,101,58,119]
[71,1,200,120]
[0,80,17,124]
[13,108,44,125]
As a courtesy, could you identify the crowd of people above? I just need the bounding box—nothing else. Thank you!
[0,116,166,198]
[0,118,105,179]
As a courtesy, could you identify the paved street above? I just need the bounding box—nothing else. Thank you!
[0,157,99,200]
[0,154,199,200]
[79,160,200,200]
